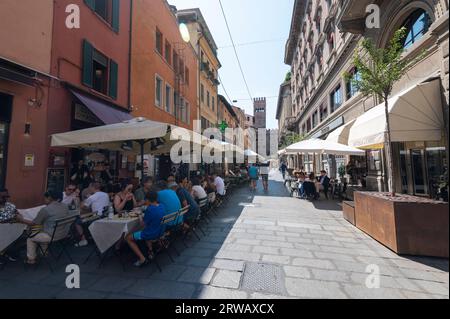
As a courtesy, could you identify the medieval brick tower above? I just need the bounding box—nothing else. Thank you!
[253,97,267,129]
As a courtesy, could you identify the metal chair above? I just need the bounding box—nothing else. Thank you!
[29,215,78,272]
[153,211,180,272]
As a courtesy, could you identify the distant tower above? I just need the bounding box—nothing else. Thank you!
[253,97,266,129]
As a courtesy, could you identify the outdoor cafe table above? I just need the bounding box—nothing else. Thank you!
[88,216,141,254]
[0,205,45,253]
[0,206,79,253]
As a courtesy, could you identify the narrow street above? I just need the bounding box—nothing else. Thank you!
[1,171,448,299]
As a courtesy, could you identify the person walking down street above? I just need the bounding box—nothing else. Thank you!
[280,162,288,180]
[260,162,270,192]
[319,170,331,199]
[248,164,259,191]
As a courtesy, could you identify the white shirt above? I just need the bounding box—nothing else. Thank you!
[84,191,110,216]
[192,185,207,200]
[62,192,77,206]
[214,176,226,196]
[259,166,270,175]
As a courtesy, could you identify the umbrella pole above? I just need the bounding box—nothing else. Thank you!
[139,140,145,182]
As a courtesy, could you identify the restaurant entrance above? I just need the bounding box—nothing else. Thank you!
[0,92,12,188]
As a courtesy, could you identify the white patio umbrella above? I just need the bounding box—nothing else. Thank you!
[285,139,365,156]
[51,117,217,180]
[244,149,266,161]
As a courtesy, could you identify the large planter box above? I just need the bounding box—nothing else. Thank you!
[342,201,356,226]
[354,192,449,258]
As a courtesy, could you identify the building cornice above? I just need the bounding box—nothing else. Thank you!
[285,0,308,65]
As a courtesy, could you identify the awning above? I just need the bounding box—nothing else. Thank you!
[326,120,355,144]
[71,89,133,125]
[286,139,365,156]
[348,79,444,149]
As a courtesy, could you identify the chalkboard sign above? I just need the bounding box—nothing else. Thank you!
[46,168,66,194]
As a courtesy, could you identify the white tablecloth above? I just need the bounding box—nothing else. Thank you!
[0,206,79,253]
[89,217,141,254]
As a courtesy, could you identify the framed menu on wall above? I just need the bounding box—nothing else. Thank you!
[46,168,66,194]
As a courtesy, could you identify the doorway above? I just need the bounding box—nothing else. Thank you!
[0,92,13,188]
[411,149,427,195]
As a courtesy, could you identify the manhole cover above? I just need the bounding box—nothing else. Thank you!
[241,262,285,295]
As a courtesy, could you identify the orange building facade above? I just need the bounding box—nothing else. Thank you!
[130,0,198,130]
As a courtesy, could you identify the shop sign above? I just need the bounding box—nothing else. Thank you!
[24,154,35,167]
[310,117,344,139]
[74,103,102,125]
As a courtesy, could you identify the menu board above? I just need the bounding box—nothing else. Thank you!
[46,168,66,194]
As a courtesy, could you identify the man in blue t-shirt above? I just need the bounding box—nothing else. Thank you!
[156,180,182,227]
[126,191,166,267]
[248,164,259,191]
[170,176,200,225]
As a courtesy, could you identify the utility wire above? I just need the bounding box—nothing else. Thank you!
[218,73,233,104]
[218,0,253,102]
[218,38,285,49]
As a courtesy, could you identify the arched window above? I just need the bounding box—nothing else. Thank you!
[401,9,431,49]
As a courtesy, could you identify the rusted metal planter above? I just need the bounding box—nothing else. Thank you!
[342,201,356,226]
[354,192,449,258]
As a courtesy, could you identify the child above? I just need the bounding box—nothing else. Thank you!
[125,191,166,267]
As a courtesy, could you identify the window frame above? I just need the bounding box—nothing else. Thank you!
[155,28,163,56]
[155,74,163,108]
[165,83,172,113]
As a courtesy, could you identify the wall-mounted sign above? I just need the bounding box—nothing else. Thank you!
[74,103,103,126]
[24,154,35,167]
[310,116,344,139]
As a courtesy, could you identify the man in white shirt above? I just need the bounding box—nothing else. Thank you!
[83,182,110,216]
[74,183,110,247]
[212,173,226,196]
[61,183,80,209]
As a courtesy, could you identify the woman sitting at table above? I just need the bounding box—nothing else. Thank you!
[114,180,137,213]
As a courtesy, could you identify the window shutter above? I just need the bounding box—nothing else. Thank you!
[82,40,94,88]
[109,59,118,100]
[112,0,120,33]
[84,0,95,10]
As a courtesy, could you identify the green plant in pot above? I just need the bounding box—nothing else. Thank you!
[338,165,346,184]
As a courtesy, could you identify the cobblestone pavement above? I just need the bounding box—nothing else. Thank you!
[0,170,448,299]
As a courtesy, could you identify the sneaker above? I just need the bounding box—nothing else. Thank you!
[75,240,88,247]
[133,259,148,267]
[4,254,17,262]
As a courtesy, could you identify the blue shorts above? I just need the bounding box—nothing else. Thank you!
[132,231,159,241]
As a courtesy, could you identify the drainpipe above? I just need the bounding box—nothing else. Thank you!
[127,0,133,111]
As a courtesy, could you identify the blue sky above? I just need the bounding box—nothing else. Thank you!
[169,0,294,129]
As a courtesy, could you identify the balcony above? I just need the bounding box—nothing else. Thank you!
[336,0,377,34]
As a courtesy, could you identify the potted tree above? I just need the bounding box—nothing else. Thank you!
[345,28,448,258]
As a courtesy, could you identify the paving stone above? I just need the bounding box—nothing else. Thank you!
[252,246,280,255]
[221,244,253,252]
[292,258,335,270]
[246,229,275,235]
[314,251,357,262]
[312,269,351,283]
[215,250,261,262]
[255,235,287,242]
[186,257,213,268]
[89,276,137,293]
[211,259,245,272]
[285,278,347,299]
[177,267,216,285]
[343,284,406,299]
[313,239,343,247]
[211,269,242,289]
[262,254,291,265]
[278,221,322,230]
[233,238,261,246]
[182,248,217,258]
[261,240,294,248]
[250,292,294,299]
[412,279,450,296]
[275,231,301,238]
[56,289,108,299]
[148,264,187,281]
[283,266,311,279]
[280,248,314,258]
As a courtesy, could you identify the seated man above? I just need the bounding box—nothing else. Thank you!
[170,176,200,227]
[75,182,110,247]
[212,173,226,197]
[125,191,166,267]
[19,190,71,264]
[135,176,154,207]
[156,181,182,227]
[61,183,80,210]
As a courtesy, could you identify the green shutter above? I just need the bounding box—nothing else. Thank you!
[84,0,95,10]
[112,0,120,33]
[109,60,118,100]
[82,40,94,88]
